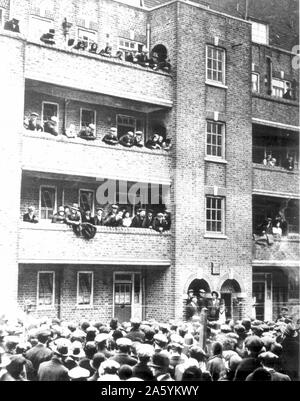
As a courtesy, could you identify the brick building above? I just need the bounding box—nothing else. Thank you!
[0,0,298,323]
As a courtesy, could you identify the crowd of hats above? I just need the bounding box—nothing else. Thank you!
[0,311,299,381]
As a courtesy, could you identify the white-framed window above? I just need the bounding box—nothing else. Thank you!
[206,121,225,159]
[206,196,224,234]
[252,72,260,93]
[80,108,96,129]
[31,0,55,19]
[37,271,55,308]
[77,272,93,307]
[79,189,95,213]
[42,101,59,126]
[40,185,57,220]
[28,15,53,41]
[251,21,269,45]
[272,79,290,98]
[206,45,226,85]
[77,28,96,48]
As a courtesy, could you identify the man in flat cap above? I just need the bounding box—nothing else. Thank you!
[44,116,59,136]
[68,366,90,381]
[126,318,145,343]
[109,338,137,367]
[134,131,144,147]
[79,123,97,140]
[103,204,119,227]
[4,18,20,33]
[132,344,154,381]
[131,208,147,228]
[153,212,167,232]
[119,131,135,148]
[23,206,39,224]
[26,112,43,132]
[25,330,52,379]
[95,333,112,359]
[38,343,69,381]
[93,208,104,226]
[102,127,119,145]
[51,206,66,224]
[256,352,291,381]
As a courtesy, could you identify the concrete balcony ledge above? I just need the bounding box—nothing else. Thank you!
[253,163,299,175]
[252,92,299,107]
[21,131,172,185]
[253,235,300,262]
[19,222,172,265]
[253,163,299,197]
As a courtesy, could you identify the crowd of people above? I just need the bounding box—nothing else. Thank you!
[23,204,171,233]
[0,302,299,381]
[24,113,172,151]
[253,215,288,244]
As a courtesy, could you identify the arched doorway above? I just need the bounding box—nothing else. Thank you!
[220,279,242,321]
[188,279,211,297]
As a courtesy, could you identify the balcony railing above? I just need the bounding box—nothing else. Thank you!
[21,130,172,185]
[18,223,172,266]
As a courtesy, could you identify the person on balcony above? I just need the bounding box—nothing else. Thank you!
[102,127,119,145]
[44,116,59,136]
[40,29,56,46]
[152,212,167,233]
[145,134,161,150]
[134,131,144,148]
[103,204,119,227]
[119,131,135,148]
[283,155,294,171]
[93,208,104,226]
[79,124,97,140]
[52,206,66,224]
[23,206,38,224]
[144,210,154,229]
[82,210,94,224]
[162,138,172,151]
[99,45,112,57]
[131,209,147,228]
[134,46,149,67]
[73,40,87,51]
[263,154,276,167]
[89,42,98,54]
[65,204,82,235]
[164,210,171,230]
[4,18,20,33]
[283,83,293,100]
[122,211,132,227]
[25,112,43,132]
[65,124,77,138]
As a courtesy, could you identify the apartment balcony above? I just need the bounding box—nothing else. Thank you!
[21,130,172,185]
[18,223,172,266]
[24,42,173,109]
[252,235,300,265]
[253,163,299,197]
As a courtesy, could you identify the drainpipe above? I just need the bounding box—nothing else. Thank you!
[146,23,151,54]
[266,56,273,95]
[245,0,249,20]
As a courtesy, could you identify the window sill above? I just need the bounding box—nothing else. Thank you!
[204,234,228,240]
[205,157,227,164]
[205,81,228,90]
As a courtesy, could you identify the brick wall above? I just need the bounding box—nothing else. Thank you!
[0,32,25,312]
[252,95,299,126]
[173,3,253,319]
[18,264,172,322]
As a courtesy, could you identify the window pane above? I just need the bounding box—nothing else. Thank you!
[78,273,92,305]
[41,187,55,220]
[81,109,95,128]
[79,190,94,212]
[43,103,58,123]
[38,273,54,306]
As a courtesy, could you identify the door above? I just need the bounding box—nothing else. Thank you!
[253,281,265,321]
[253,273,273,321]
[221,293,232,320]
[113,273,143,323]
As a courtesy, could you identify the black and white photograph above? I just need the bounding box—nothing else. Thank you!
[0,0,299,385]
